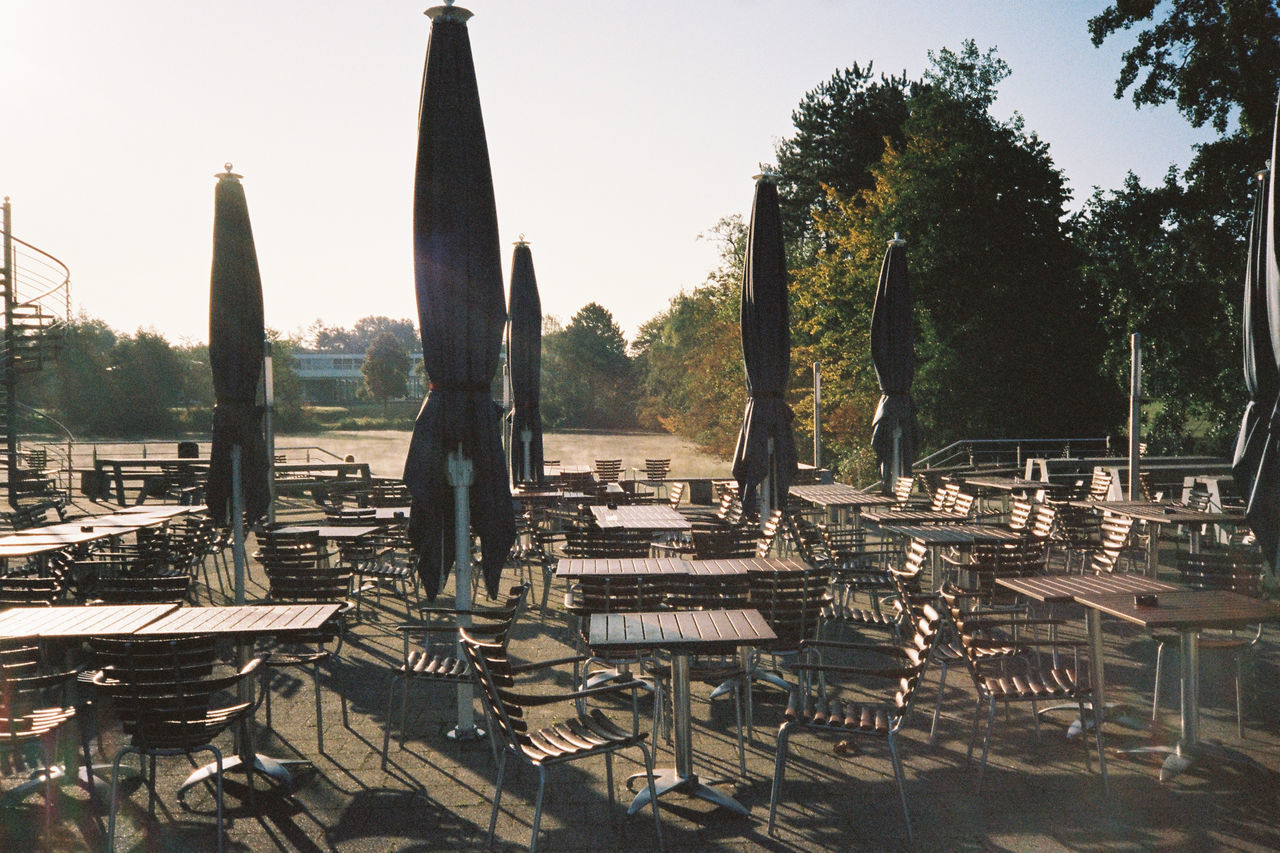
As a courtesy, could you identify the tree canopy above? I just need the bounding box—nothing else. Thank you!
[362,330,410,414]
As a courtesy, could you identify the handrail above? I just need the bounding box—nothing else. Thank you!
[913,437,1114,472]
[9,234,71,311]
[13,405,76,496]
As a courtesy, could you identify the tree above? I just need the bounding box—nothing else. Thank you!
[311,316,418,354]
[787,43,1115,477]
[541,303,638,430]
[774,63,912,247]
[361,331,410,415]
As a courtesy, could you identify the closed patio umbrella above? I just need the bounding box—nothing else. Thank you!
[206,164,269,604]
[731,173,798,519]
[507,239,543,486]
[1231,167,1278,575]
[402,2,515,603]
[870,235,920,493]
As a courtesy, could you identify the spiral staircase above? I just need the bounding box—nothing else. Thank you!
[1,197,71,520]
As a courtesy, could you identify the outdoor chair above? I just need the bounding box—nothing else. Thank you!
[381,583,529,768]
[768,603,942,842]
[1087,468,1113,501]
[1151,546,1266,738]
[1084,514,1138,574]
[92,634,263,853]
[0,638,80,837]
[939,584,1107,795]
[459,625,665,853]
[593,459,623,485]
[1046,499,1100,572]
[0,567,66,607]
[743,560,828,734]
[256,528,350,753]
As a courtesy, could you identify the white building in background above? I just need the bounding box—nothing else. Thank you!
[293,351,426,404]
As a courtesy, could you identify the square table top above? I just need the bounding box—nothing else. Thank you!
[872,523,1023,546]
[0,603,179,638]
[0,540,80,559]
[788,484,897,509]
[686,559,759,577]
[589,608,776,653]
[4,528,127,547]
[590,504,692,531]
[960,475,1068,493]
[556,557,691,578]
[996,573,1181,604]
[135,603,342,636]
[1065,500,1246,526]
[862,509,970,524]
[271,524,381,540]
[1070,589,1280,631]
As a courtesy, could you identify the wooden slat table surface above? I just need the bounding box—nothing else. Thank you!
[997,573,1181,604]
[135,603,342,636]
[789,484,897,508]
[872,523,1024,546]
[960,475,1068,493]
[1071,589,1280,631]
[590,504,692,531]
[863,509,970,524]
[271,524,381,540]
[0,603,179,638]
[589,608,776,653]
[556,557,691,578]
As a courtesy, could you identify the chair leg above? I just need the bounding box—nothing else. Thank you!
[313,661,325,753]
[107,746,141,853]
[530,765,548,853]
[768,723,792,835]
[887,732,913,843]
[930,660,949,744]
[966,695,983,764]
[1234,652,1245,740]
[733,678,746,777]
[976,697,996,794]
[1152,641,1166,721]
[637,742,665,852]
[487,750,507,849]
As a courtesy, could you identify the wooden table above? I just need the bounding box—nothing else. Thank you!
[137,603,343,795]
[555,557,691,578]
[996,573,1181,605]
[875,523,1023,588]
[589,608,776,815]
[1069,499,1247,575]
[0,603,179,637]
[94,457,209,506]
[1069,588,1280,781]
[589,504,692,531]
[861,509,970,525]
[271,524,381,541]
[789,484,896,526]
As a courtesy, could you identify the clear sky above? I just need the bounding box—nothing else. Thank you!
[2,1,1214,347]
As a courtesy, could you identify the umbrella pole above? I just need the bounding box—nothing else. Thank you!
[447,445,482,741]
[813,361,821,471]
[1129,333,1142,501]
[520,428,532,484]
[231,443,246,605]
[891,425,903,493]
[264,342,277,526]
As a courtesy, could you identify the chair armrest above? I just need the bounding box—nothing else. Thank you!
[509,654,591,674]
[788,661,914,679]
[799,638,909,658]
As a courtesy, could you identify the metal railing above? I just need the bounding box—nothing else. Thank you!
[913,436,1114,473]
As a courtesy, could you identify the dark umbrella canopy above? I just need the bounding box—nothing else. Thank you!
[206,165,269,527]
[507,241,543,485]
[403,4,514,600]
[870,237,921,492]
[731,175,798,514]
[1231,168,1278,571]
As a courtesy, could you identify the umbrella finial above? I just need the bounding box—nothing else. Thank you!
[515,233,529,246]
[889,232,905,246]
[426,2,473,21]
[216,163,243,182]
[754,166,780,184]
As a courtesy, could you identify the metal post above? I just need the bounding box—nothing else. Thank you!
[447,445,481,740]
[1,198,15,500]
[263,341,276,525]
[812,361,821,470]
[231,444,246,605]
[520,427,532,484]
[1129,333,1142,501]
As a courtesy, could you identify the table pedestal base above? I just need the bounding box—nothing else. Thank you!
[177,752,305,799]
[625,770,749,815]
[1114,740,1277,782]
[446,725,486,743]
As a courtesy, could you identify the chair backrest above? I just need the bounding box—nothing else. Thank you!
[887,604,943,728]
[1088,468,1113,501]
[951,492,976,518]
[1027,504,1056,542]
[1088,514,1134,574]
[1008,499,1033,532]
[593,459,623,484]
[748,563,826,648]
[1137,471,1156,501]
[0,638,76,738]
[757,509,785,557]
[0,569,64,607]
[930,483,960,512]
[785,514,832,568]
[893,475,917,507]
[258,529,349,603]
[819,524,867,564]
[572,573,668,614]
[459,626,547,764]
[643,459,671,480]
[1175,546,1263,596]
[691,525,759,559]
[91,634,250,751]
[564,525,652,558]
[666,480,686,509]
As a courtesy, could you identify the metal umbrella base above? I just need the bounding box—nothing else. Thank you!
[177,752,306,798]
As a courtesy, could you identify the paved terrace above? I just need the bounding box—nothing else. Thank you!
[4,504,1279,851]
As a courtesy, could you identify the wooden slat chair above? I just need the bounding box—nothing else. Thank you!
[1085,514,1137,574]
[0,568,66,607]
[767,604,942,842]
[691,524,759,559]
[938,585,1107,795]
[381,584,529,768]
[323,508,410,619]
[563,525,652,559]
[91,634,262,853]
[747,562,827,697]
[0,639,80,837]
[256,529,350,753]
[1046,499,1100,572]
[459,626,665,853]
[892,475,921,508]
[1087,468,1113,501]
[80,536,195,605]
[956,538,1048,605]
[1151,547,1266,738]
[593,459,623,485]
[665,480,686,509]
[1007,499,1034,534]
